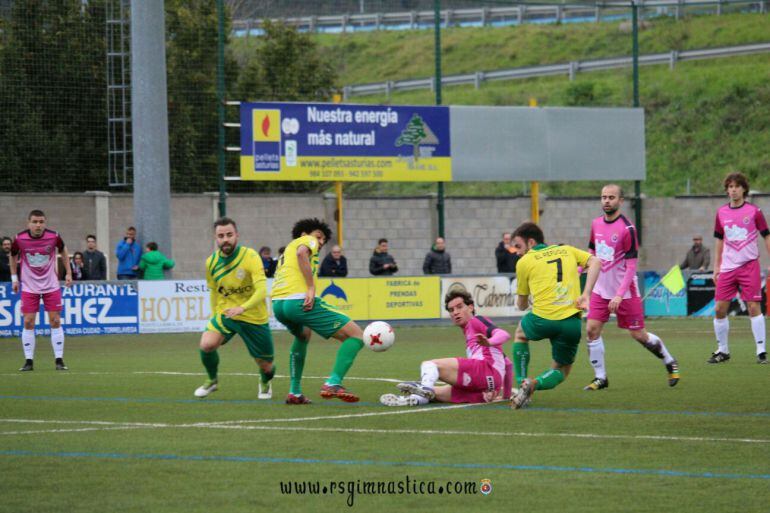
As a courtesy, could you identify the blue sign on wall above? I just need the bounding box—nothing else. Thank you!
[0,282,139,337]
[643,271,687,317]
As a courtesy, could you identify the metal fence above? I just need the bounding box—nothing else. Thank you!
[342,42,770,98]
[232,0,768,34]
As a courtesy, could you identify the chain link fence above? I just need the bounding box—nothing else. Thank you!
[1,1,768,196]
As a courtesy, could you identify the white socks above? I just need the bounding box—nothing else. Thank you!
[51,327,65,359]
[586,338,606,379]
[21,329,35,360]
[420,361,439,388]
[713,317,730,354]
[750,314,766,355]
[646,332,675,365]
[410,394,429,405]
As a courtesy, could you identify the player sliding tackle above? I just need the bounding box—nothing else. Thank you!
[381,289,513,407]
[194,217,275,399]
[510,222,602,409]
[271,218,366,404]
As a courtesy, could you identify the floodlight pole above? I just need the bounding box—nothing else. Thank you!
[434,0,445,239]
[632,1,643,244]
[217,0,227,217]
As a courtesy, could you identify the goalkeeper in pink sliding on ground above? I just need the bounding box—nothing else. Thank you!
[380,289,513,407]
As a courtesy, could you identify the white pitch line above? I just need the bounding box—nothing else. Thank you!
[0,419,168,427]
[2,418,768,445]
[0,426,152,436]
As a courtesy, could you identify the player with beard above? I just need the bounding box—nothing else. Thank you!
[583,184,680,391]
[194,217,275,399]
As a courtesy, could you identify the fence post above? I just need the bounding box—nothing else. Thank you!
[569,61,578,81]
[669,50,678,70]
[518,5,526,24]
[474,71,483,89]
[595,2,601,22]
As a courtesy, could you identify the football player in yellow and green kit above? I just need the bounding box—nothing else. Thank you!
[271,218,366,405]
[194,217,275,399]
[510,222,602,409]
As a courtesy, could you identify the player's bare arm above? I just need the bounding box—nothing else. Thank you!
[9,252,19,293]
[576,255,601,310]
[713,237,723,284]
[297,245,315,311]
[60,245,73,288]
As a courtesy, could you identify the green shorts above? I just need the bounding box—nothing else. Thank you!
[520,311,582,365]
[206,314,274,361]
[272,297,350,339]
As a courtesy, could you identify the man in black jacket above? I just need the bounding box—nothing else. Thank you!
[369,238,398,276]
[82,234,107,280]
[319,245,348,277]
[495,232,519,273]
[0,237,11,282]
[423,237,451,275]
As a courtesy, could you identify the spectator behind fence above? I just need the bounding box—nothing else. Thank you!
[495,231,519,273]
[139,242,175,280]
[259,246,277,278]
[319,245,348,277]
[116,226,142,279]
[83,234,107,280]
[680,235,710,272]
[423,237,452,275]
[0,237,11,282]
[370,238,398,276]
[70,252,85,281]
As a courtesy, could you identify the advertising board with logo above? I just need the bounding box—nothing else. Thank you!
[0,282,139,337]
[440,277,525,319]
[315,277,440,321]
[240,102,451,182]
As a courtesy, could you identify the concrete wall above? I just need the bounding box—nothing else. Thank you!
[1,192,768,279]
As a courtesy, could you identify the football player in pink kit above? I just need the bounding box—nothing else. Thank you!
[583,185,680,390]
[380,289,512,406]
[710,172,769,364]
[9,210,72,371]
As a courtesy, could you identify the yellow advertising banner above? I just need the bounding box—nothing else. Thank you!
[368,277,441,320]
[316,278,369,320]
[315,277,440,321]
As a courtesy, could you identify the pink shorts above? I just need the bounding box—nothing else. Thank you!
[715,259,762,302]
[21,289,63,315]
[587,292,645,330]
[450,358,512,404]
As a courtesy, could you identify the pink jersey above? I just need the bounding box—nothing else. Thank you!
[588,214,640,300]
[714,202,770,273]
[11,229,65,294]
[462,316,511,382]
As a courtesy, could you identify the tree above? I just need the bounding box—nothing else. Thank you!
[236,20,337,102]
[0,0,107,192]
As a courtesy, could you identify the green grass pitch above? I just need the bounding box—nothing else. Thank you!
[0,318,767,512]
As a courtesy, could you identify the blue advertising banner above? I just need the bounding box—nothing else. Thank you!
[643,271,687,317]
[239,102,451,181]
[0,282,139,337]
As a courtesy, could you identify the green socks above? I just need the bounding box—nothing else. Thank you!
[327,337,364,386]
[260,364,275,384]
[289,338,308,395]
[534,368,565,391]
[200,349,219,381]
[512,342,530,386]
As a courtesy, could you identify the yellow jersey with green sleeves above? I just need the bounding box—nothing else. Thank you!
[271,235,320,300]
[515,243,591,321]
[205,246,268,325]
